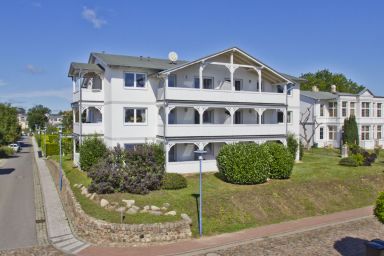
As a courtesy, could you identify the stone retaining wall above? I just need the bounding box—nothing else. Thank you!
[47,160,192,246]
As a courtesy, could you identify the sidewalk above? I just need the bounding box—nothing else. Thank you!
[78,206,373,256]
[32,138,89,254]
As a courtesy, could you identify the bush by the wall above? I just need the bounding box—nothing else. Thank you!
[45,143,59,156]
[162,173,187,190]
[374,192,384,224]
[0,146,14,158]
[216,143,271,185]
[265,142,294,179]
[88,144,165,194]
[287,133,298,158]
[339,157,358,167]
[79,136,107,171]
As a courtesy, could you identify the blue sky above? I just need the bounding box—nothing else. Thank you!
[0,0,383,112]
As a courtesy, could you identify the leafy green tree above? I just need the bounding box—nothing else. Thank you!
[61,110,73,133]
[0,103,21,145]
[300,69,365,94]
[27,105,51,131]
[343,116,359,145]
[79,136,107,171]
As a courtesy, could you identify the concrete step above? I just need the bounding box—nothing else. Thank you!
[72,243,90,254]
[54,237,78,248]
[62,240,85,252]
[50,234,73,243]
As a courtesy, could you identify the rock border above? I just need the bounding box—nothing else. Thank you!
[47,160,192,246]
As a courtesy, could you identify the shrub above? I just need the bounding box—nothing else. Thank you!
[217,143,271,185]
[374,146,382,157]
[79,136,107,171]
[45,143,59,156]
[287,133,298,158]
[162,173,187,190]
[349,144,377,166]
[342,115,359,145]
[299,140,304,160]
[88,144,165,194]
[265,142,294,179]
[339,157,358,167]
[374,192,384,224]
[0,146,14,158]
[351,153,364,166]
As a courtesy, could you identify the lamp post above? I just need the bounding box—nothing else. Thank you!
[194,149,207,237]
[58,124,63,192]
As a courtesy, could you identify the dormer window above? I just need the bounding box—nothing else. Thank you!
[124,72,146,88]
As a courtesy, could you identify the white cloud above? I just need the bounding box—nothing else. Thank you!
[82,7,106,29]
[0,80,7,86]
[0,88,72,101]
[26,64,43,74]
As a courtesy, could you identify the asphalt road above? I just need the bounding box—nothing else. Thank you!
[0,136,37,250]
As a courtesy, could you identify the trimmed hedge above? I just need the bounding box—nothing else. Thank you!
[45,143,59,156]
[339,157,358,167]
[216,143,271,185]
[0,146,14,158]
[162,173,187,190]
[265,142,294,179]
[374,192,384,224]
[79,136,107,171]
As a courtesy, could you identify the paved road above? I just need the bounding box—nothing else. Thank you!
[0,137,37,250]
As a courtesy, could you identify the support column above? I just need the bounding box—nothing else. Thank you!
[257,108,266,124]
[225,107,238,125]
[72,79,76,93]
[195,106,207,125]
[199,62,205,89]
[165,142,175,171]
[257,69,262,92]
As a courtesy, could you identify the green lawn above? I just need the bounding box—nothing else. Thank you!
[49,149,384,237]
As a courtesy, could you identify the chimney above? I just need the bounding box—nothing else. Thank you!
[312,86,319,92]
[331,84,337,93]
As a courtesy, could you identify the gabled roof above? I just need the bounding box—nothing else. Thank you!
[301,91,338,100]
[68,62,104,77]
[358,88,374,96]
[91,52,188,71]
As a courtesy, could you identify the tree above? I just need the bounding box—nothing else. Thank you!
[300,69,365,94]
[0,103,21,145]
[342,116,359,145]
[27,105,51,131]
[79,136,107,171]
[61,110,73,133]
[300,105,322,149]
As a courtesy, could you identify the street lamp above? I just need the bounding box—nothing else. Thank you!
[194,149,207,237]
[58,124,63,192]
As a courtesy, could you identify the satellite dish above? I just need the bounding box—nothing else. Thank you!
[168,51,178,63]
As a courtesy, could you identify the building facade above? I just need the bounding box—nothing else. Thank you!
[300,86,384,149]
[69,47,302,173]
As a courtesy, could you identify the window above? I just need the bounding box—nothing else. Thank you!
[350,102,356,116]
[320,104,324,117]
[328,126,337,140]
[168,74,176,87]
[378,125,382,140]
[342,101,347,117]
[124,73,146,88]
[124,108,147,124]
[378,103,382,117]
[361,125,370,140]
[320,127,324,140]
[194,77,214,89]
[203,110,214,123]
[328,102,337,117]
[235,111,242,124]
[235,80,242,91]
[277,111,284,123]
[124,144,141,151]
[287,111,293,124]
[277,85,284,93]
[362,102,370,117]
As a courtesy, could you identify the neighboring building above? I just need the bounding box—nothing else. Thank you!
[68,47,303,173]
[300,85,384,149]
[17,113,28,130]
[48,114,63,126]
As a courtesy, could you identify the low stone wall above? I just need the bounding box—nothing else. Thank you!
[47,160,192,246]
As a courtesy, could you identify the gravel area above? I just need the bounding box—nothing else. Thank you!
[199,217,384,256]
[0,245,69,256]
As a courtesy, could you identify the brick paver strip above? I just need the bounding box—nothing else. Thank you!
[78,206,373,256]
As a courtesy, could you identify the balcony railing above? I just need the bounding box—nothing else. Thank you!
[73,122,103,135]
[73,88,104,102]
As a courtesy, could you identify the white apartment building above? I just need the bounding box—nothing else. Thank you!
[68,47,303,173]
[300,86,384,149]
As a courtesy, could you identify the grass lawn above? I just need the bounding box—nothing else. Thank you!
[49,148,384,237]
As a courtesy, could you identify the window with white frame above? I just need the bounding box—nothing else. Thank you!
[319,127,324,140]
[350,102,356,116]
[342,101,347,117]
[287,111,293,124]
[362,102,370,117]
[361,125,370,140]
[124,144,141,151]
[328,126,337,140]
[124,73,146,88]
[320,104,324,117]
[194,77,214,89]
[124,108,147,124]
[328,102,337,117]
[277,111,284,123]
[377,103,382,118]
[168,74,176,87]
[377,125,382,140]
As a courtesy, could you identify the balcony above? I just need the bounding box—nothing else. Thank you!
[73,122,103,135]
[73,89,104,102]
[158,87,286,105]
